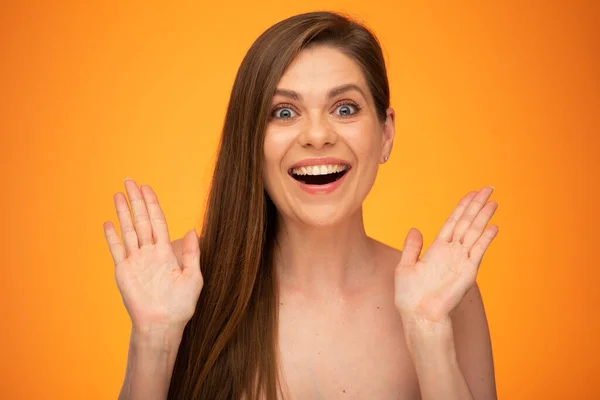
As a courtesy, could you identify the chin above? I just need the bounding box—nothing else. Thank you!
[291,202,356,228]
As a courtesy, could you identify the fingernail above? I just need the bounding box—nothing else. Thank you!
[124,178,133,183]
[488,185,495,190]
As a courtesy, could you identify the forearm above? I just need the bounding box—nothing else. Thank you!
[403,317,473,400]
[118,326,184,400]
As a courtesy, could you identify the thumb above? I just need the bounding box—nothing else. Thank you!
[181,229,200,276]
[398,227,423,268]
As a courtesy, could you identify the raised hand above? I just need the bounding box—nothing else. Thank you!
[394,186,499,324]
[103,179,203,333]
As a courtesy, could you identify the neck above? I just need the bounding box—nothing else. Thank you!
[273,207,376,295]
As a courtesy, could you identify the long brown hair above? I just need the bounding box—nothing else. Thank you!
[168,11,391,400]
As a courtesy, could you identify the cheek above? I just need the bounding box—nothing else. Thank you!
[263,129,292,190]
[343,122,382,159]
[343,122,382,194]
[264,127,294,160]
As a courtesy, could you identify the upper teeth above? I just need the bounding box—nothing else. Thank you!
[292,164,349,176]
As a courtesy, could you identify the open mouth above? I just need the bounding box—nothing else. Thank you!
[288,165,351,185]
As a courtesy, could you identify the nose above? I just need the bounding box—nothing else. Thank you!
[297,115,338,149]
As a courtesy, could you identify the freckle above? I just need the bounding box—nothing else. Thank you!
[377,306,380,309]
[280,302,283,305]
[343,389,346,393]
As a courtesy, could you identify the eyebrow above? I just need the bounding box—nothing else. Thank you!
[273,83,367,101]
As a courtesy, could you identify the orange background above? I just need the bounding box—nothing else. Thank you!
[1,1,598,398]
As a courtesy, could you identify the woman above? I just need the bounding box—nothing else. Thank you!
[103,11,499,400]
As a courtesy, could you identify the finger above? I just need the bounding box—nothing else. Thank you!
[398,227,423,268]
[437,191,478,242]
[103,221,126,265]
[468,224,499,268]
[462,201,498,249]
[124,179,154,247]
[181,229,201,278]
[452,186,494,244]
[140,184,171,245]
[114,192,139,257]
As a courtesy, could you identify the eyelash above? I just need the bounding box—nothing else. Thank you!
[270,100,361,120]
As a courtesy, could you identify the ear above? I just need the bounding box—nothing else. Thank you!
[380,107,395,164]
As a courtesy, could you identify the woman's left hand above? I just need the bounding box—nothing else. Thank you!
[394,186,499,325]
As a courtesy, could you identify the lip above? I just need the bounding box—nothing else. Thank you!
[287,157,352,195]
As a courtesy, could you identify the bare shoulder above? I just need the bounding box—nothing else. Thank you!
[171,237,184,263]
[370,237,497,398]
[171,237,184,251]
[170,234,201,266]
[369,237,403,271]
[451,281,497,398]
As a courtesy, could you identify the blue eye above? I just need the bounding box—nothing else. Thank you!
[335,103,360,117]
[270,102,360,120]
[272,107,297,119]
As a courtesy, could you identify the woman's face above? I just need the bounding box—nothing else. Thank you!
[263,45,395,227]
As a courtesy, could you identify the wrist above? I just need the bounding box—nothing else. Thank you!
[130,324,186,355]
[400,313,452,331]
[401,314,455,359]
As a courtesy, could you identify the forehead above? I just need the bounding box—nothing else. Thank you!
[276,46,368,92]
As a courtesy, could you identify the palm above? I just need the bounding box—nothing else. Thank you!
[115,242,201,328]
[394,187,499,322]
[104,179,203,331]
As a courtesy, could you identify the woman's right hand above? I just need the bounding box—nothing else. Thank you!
[103,178,203,333]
